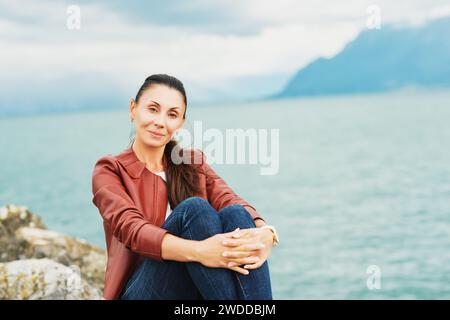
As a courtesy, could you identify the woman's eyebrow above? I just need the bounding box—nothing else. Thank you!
[149,100,180,111]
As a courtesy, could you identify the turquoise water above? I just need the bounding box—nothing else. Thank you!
[1,90,450,299]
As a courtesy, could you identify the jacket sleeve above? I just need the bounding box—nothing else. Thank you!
[199,150,265,222]
[91,156,168,261]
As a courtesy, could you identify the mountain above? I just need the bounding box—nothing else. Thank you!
[276,17,450,98]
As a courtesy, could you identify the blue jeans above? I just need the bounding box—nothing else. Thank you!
[120,197,272,300]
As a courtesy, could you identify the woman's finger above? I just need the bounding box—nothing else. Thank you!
[233,242,265,251]
[222,251,252,259]
[232,229,252,239]
[222,238,249,247]
[227,256,260,266]
[229,265,250,275]
[223,228,240,237]
[243,262,263,270]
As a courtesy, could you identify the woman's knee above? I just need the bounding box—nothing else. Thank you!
[175,197,216,217]
[168,196,220,226]
[181,196,210,208]
[219,204,255,226]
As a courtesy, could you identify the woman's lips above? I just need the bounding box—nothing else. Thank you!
[147,130,165,138]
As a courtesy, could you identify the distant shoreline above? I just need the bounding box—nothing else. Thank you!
[2,87,450,120]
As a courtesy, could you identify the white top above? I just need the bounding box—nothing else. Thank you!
[154,171,172,220]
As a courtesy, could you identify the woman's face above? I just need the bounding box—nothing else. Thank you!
[130,84,186,148]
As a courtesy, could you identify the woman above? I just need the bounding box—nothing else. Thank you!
[91,74,279,300]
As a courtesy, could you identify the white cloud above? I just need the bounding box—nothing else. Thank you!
[1,0,449,110]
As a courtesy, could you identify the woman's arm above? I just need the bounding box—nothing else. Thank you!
[92,156,169,261]
[160,233,199,262]
[161,230,259,275]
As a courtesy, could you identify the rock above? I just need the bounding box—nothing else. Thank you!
[15,227,106,290]
[0,205,46,233]
[0,259,102,299]
[0,204,107,299]
[0,205,47,262]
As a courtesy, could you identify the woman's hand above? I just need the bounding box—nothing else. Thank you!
[221,227,274,270]
[196,228,261,275]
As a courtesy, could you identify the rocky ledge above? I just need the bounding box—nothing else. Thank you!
[0,204,106,299]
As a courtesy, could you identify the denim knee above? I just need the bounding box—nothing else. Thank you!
[183,197,215,216]
[163,196,222,240]
[164,196,219,228]
[181,196,210,208]
[219,204,254,226]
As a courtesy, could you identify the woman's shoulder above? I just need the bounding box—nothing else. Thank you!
[95,146,136,165]
[93,153,119,168]
[92,147,134,174]
[92,154,119,178]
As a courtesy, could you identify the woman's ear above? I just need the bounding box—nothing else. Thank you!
[129,98,136,121]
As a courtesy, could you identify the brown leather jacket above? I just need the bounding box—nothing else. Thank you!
[91,146,264,300]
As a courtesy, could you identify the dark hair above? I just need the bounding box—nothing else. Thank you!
[134,74,187,117]
[130,74,202,209]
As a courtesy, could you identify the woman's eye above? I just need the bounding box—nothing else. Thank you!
[169,113,177,118]
[149,107,157,112]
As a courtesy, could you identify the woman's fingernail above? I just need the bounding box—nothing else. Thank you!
[222,252,228,257]
[223,241,228,245]
[228,262,236,267]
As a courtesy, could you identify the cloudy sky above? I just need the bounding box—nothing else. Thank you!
[1,0,450,114]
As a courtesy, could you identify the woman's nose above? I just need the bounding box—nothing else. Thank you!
[153,114,166,127]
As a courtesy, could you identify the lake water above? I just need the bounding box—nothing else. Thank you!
[1,90,449,299]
